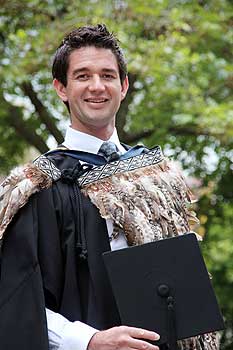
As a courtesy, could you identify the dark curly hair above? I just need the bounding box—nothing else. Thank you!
[52,24,127,87]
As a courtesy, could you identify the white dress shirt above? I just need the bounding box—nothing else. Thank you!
[47,127,128,350]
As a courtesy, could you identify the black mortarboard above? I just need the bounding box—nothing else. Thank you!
[102,233,224,348]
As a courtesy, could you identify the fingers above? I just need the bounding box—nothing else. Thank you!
[87,325,160,350]
[128,326,160,341]
[123,326,160,350]
[128,338,160,350]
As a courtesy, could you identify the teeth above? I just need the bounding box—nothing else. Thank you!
[85,99,107,103]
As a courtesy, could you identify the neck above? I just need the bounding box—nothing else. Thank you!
[70,122,115,141]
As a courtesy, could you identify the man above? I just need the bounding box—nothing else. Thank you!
[0,24,219,350]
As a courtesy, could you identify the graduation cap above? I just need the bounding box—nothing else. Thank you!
[102,233,224,349]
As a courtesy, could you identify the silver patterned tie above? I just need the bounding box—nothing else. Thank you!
[98,141,121,161]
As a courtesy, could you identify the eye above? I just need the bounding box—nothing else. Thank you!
[102,74,115,80]
[76,74,90,81]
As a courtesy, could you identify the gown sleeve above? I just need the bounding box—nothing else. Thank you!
[0,171,96,350]
[0,191,49,350]
[0,180,72,350]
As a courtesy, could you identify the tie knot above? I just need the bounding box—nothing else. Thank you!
[98,141,121,161]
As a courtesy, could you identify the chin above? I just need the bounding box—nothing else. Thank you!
[88,115,114,125]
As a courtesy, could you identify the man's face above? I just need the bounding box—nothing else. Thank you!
[54,46,128,135]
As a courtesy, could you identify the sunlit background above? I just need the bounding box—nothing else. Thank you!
[1,0,232,347]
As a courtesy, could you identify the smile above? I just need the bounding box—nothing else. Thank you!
[84,98,109,103]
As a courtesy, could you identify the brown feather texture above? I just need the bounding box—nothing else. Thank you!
[178,332,220,350]
[0,163,52,240]
[82,158,201,245]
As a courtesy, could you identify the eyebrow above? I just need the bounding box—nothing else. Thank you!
[71,67,118,77]
[102,68,118,74]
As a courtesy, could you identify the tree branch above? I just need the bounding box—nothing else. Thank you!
[122,129,155,144]
[8,105,49,154]
[21,81,64,144]
[168,125,210,137]
[116,72,138,140]
[122,125,211,144]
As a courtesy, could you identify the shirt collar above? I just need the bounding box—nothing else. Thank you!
[63,126,125,154]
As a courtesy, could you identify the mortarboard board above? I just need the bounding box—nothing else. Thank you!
[102,233,224,348]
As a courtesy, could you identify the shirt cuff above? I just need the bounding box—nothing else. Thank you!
[59,320,98,350]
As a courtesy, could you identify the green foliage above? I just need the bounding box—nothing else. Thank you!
[201,201,233,349]
[0,1,233,346]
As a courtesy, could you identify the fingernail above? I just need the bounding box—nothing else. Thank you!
[154,333,160,340]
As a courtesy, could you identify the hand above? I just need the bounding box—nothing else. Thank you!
[88,325,160,350]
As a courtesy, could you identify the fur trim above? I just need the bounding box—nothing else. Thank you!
[0,163,52,239]
[82,158,201,245]
[178,331,220,350]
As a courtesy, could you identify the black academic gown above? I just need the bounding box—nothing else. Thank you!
[0,152,121,349]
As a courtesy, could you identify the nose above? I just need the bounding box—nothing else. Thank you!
[88,75,105,92]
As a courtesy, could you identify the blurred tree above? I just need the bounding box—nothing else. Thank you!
[201,197,233,349]
[0,0,232,347]
[1,0,232,171]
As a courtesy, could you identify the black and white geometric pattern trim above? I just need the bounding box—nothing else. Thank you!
[33,147,164,186]
[77,146,164,186]
[33,155,61,181]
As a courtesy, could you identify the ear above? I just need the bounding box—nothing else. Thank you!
[121,76,129,101]
[53,79,68,102]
